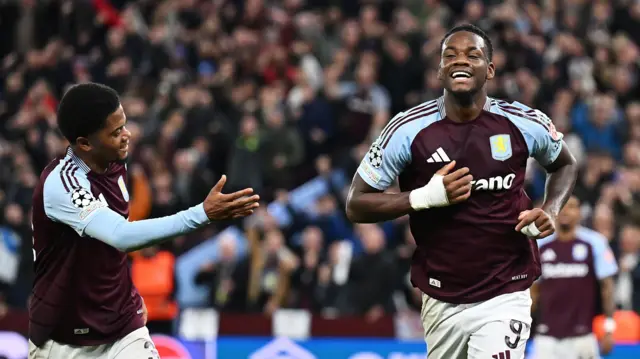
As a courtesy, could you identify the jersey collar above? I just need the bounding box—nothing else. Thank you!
[437,95,494,119]
[66,147,91,174]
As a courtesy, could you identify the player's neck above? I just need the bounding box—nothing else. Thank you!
[443,90,487,123]
[556,230,576,242]
[70,147,109,174]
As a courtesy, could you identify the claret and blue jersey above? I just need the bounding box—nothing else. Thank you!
[536,226,618,338]
[357,96,564,304]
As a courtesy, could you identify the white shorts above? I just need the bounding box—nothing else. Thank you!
[421,289,533,359]
[533,334,600,359]
[28,327,159,359]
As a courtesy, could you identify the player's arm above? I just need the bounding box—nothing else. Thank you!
[591,235,619,352]
[345,123,472,223]
[529,280,540,314]
[44,175,258,252]
[514,108,578,238]
[538,144,578,220]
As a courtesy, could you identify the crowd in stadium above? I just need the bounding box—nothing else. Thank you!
[0,0,639,335]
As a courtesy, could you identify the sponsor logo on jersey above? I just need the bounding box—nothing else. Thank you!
[78,199,108,220]
[360,161,382,184]
[471,173,516,191]
[542,262,589,279]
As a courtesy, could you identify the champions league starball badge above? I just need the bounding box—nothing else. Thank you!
[70,188,96,209]
[368,143,384,169]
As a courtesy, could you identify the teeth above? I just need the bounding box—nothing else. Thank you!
[452,71,471,78]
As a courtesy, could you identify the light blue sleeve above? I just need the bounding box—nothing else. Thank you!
[43,174,209,252]
[356,109,437,190]
[578,227,619,279]
[498,102,564,167]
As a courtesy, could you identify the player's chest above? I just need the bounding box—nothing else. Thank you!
[410,119,528,181]
[540,243,593,279]
[88,172,130,217]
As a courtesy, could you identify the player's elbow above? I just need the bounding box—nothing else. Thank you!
[345,195,365,223]
[106,234,134,252]
[88,223,135,252]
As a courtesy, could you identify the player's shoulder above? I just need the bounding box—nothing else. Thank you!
[376,98,442,149]
[575,226,609,250]
[43,150,92,201]
[489,99,560,137]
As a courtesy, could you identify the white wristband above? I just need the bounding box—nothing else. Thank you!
[604,317,616,333]
[409,174,450,210]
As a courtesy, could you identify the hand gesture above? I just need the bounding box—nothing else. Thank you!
[203,175,260,220]
[515,208,555,239]
[438,161,473,204]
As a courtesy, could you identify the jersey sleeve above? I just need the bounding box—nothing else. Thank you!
[357,113,412,190]
[530,109,564,166]
[506,102,564,167]
[591,236,619,280]
[43,174,210,252]
[43,176,110,237]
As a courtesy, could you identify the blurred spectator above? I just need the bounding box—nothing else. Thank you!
[132,246,178,335]
[195,233,249,312]
[348,224,397,320]
[246,226,298,315]
[616,223,640,313]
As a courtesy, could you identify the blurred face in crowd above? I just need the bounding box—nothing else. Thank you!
[358,223,385,254]
[619,225,640,255]
[302,226,323,253]
[342,21,360,49]
[265,230,284,255]
[356,63,375,88]
[556,196,581,233]
[219,235,237,261]
[591,94,616,127]
[592,205,614,240]
[439,31,495,98]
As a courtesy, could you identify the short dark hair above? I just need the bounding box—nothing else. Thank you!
[440,24,493,61]
[57,82,121,143]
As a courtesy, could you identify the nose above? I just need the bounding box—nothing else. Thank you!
[451,56,471,66]
[122,126,132,139]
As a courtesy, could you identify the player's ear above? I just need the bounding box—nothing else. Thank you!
[486,61,495,80]
[437,65,444,81]
[76,137,93,152]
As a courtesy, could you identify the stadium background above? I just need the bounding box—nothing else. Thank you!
[0,0,639,358]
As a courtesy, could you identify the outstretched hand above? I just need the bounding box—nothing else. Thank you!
[203,175,260,220]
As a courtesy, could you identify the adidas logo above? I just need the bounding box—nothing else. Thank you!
[426,147,451,163]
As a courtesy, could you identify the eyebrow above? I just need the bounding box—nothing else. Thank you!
[444,45,483,52]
